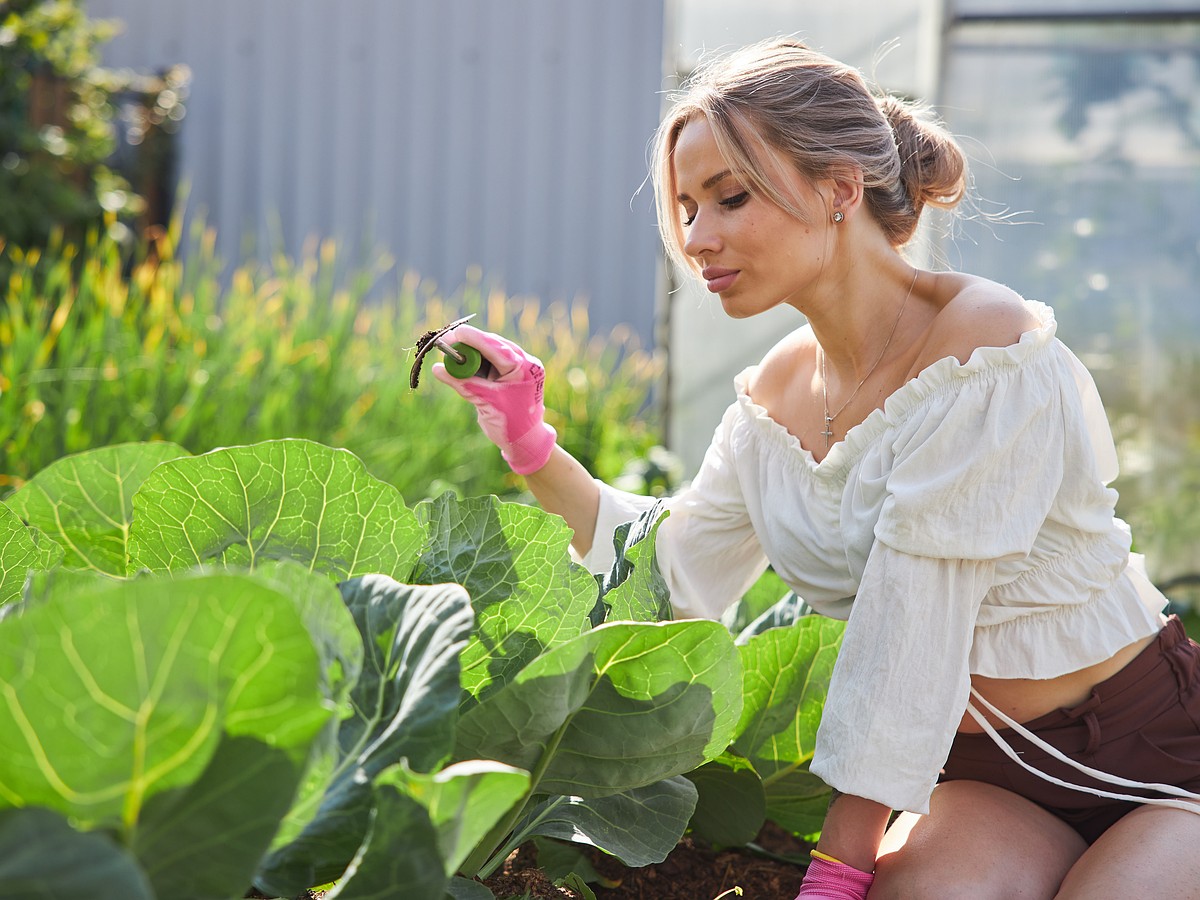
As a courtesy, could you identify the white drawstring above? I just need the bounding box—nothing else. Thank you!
[966,687,1200,814]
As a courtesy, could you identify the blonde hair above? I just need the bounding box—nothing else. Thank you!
[652,38,967,272]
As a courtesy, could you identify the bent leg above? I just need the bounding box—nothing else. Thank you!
[1055,804,1200,899]
[869,781,1086,900]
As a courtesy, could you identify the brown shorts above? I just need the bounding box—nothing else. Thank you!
[941,615,1200,843]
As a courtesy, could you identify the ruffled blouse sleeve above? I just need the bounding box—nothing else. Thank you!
[580,400,769,619]
[873,346,1067,560]
[810,547,994,813]
[812,334,1086,813]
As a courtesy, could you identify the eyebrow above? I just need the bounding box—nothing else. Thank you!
[676,169,732,202]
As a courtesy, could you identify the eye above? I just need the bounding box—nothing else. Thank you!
[680,205,697,227]
[720,191,750,210]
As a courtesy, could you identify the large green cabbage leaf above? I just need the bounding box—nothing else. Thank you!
[0,807,154,900]
[128,438,423,580]
[452,618,743,877]
[594,501,672,624]
[412,493,597,705]
[131,734,306,900]
[456,619,742,798]
[325,788,449,900]
[732,615,844,837]
[5,441,191,577]
[0,501,59,608]
[0,570,329,824]
[0,569,331,899]
[507,775,698,869]
[254,575,475,897]
[373,759,531,877]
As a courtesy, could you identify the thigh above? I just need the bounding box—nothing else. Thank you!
[1055,803,1200,900]
[869,780,1087,900]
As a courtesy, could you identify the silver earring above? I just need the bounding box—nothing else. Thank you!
[832,211,845,224]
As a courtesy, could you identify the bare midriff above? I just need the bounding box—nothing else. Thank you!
[957,629,1161,734]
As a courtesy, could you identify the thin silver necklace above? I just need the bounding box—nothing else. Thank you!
[820,268,918,449]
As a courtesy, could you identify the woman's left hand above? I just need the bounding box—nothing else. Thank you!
[794,854,875,900]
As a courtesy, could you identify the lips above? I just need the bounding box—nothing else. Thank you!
[701,266,739,293]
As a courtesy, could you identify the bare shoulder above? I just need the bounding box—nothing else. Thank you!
[919,276,1041,367]
[746,325,814,397]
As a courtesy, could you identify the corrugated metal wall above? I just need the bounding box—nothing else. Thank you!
[84,0,667,342]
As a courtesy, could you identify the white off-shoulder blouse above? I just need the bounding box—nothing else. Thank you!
[580,302,1167,814]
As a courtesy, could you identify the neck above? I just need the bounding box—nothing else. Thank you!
[811,263,919,380]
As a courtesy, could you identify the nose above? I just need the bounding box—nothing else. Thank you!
[682,210,720,259]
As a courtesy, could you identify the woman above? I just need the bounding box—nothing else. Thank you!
[433,38,1200,899]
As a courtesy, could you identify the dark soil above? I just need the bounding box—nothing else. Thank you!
[478,822,811,900]
[246,824,810,900]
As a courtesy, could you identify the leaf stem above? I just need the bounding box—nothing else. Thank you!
[743,841,812,866]
[459,793,531,879]
[461,719,573,878]
[477,796,565,880]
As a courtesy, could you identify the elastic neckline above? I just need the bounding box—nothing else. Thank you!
[734,300,1058,477]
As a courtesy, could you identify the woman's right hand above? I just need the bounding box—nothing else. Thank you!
[431,324,558,476]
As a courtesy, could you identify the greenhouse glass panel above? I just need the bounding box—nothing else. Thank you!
[937,21,1200,587]
[951,1,1200,17]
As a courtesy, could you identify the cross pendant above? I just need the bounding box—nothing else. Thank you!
[821,415,835,449]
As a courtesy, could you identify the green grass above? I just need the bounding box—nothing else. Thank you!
[0,220,668,504]
[1179,607,1200,638]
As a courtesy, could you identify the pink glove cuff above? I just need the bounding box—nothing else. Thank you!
[503,420,557,475]
[795,855,874,900]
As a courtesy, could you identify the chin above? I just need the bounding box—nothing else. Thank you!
[719,296,757,320]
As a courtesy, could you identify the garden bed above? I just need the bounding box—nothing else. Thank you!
[480,824,809,900]
[246,824,808,900]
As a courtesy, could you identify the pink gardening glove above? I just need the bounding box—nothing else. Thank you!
[431,324,557,475]
[795,854,875,900]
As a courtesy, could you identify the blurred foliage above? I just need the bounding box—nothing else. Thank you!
[0,0,145,255]
[1118,348,1200,595]
[0,217,669,505]
[613,444,686,498]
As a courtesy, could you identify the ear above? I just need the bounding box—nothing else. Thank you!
[824,165,865,222]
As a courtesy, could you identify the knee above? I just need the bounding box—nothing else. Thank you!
[870,849,1044,900]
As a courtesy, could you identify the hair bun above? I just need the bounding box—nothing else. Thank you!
[877,94,967,217]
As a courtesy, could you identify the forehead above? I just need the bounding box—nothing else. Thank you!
[672,114,819,209]
[672,117,727,192]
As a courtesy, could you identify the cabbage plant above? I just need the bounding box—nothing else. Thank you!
[0,438,840,899]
